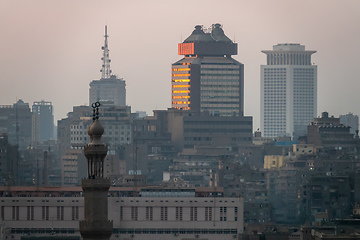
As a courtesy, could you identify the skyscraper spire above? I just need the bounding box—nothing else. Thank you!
[100,25,112,79]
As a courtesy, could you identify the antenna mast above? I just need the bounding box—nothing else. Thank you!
[100,25,112,79]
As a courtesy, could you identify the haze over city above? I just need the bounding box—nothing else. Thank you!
[1,0,359,129]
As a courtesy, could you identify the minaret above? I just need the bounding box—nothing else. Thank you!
[79,102,113,240]
[100,25,112,79]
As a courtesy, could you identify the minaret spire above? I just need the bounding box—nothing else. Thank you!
[100,25,112,79]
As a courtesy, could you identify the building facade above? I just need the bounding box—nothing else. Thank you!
[261,43,317,139]
[57,105,132,155]
[307,112,357,151]
[340,112,359,135]
[32,100,54,143]
[167,109,252,151]
[89,76,126,107]
[0,187,244,240]
[172,24,244,116]
[0,134,18,186]
[0,100,33,149]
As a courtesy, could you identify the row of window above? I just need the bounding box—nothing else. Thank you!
[119,206,237,222]
[201,73,239,77]
[201,70,239,73]
[71,125,131,130]
[114,228,238,235]
[2,206,79,221]
[200,76,240,80]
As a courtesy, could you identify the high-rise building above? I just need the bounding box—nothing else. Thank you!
[32,100,54,142]
[260,43,317,139]
[172,24,244,116]
[0,134,18,186]
[0,99,32,149]
[340,112,359,135]
[57,103,132,175]
[89,26,126,106]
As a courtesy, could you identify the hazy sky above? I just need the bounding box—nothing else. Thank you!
[1,0,359,130]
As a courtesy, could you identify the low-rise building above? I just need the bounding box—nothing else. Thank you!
[0,187,244,240]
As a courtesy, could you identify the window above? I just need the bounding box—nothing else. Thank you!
[220,206,227,221]
[131,207,138,221]
[190,207,197,221]
[12,206,19,220]
[176,207,183,221]
[160,207,168,221]
[120,206,123,220]
[72,206,79,220]
[57,206,64,220]
[1,206,4,220]
[146,207,153,221]
[205,207,212,221]
[42,206,49,220]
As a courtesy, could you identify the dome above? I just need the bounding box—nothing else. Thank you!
[183,25,213,43]
[89,119,104,136]
[88,119,105,145]
[183,23,233,43]
[210,23,232,42]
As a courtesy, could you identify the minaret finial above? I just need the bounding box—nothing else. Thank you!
[100,25,112,79]
[91,102,100,122]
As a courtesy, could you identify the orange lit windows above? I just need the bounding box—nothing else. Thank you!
[172,101,190,105]
[173,79,190,83]
[172,96,190,99]
[172,68,190,72]
[172,90,190,93]
[173,106,190,110]
[172,73,190,77]
[172,85,190,88]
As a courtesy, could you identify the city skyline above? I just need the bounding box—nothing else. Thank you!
[1,0,359,130]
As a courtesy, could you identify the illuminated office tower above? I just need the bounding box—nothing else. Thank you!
[260,43,317,139]
[172,23,244,116]
[89,26,126,106]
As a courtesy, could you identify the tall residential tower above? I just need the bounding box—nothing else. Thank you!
[172,24,244,116]
[89,26,126,107]
[260,43,317,139]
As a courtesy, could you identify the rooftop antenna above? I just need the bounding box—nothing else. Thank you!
[100,25,112,79]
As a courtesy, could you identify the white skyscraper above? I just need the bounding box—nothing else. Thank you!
[260,43,317,139]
